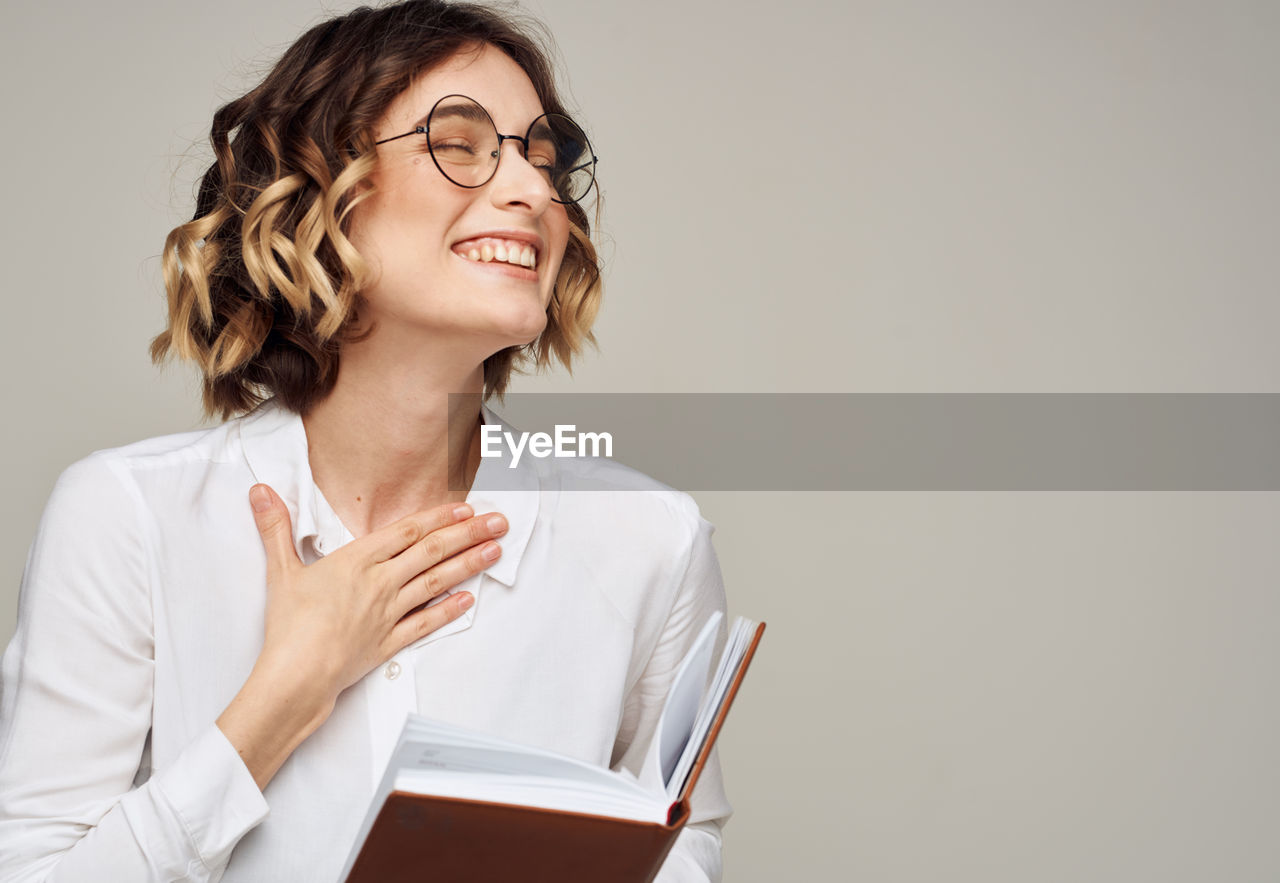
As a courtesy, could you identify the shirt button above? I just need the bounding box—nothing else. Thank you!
[383,661,401,680]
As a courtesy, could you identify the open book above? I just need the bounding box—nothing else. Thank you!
[340,612,765,883]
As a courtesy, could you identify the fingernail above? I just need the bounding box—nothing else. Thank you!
[481,542,501,561]
[486,514,507,534]
[250,486,271,512]
[458,593,474,611]
[453,504,473,520]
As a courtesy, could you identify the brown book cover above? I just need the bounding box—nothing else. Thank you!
[344,621,765,883]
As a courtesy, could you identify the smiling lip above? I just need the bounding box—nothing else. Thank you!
[452,229,544,260]
[456,229,544,251]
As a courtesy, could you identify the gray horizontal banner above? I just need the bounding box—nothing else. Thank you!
[449,394,1280,491]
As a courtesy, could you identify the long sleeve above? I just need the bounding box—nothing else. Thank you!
[610,498,734,883]
[0,452,268,882]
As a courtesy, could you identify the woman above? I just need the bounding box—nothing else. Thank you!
[0,2,731,880]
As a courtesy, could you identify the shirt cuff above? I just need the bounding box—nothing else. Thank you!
[151,724,270,870]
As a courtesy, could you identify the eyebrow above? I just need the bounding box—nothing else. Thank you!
[415,101,494,129]
[412,101,561,139]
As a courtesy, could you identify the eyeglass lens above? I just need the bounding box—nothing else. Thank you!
[427,96,595,205]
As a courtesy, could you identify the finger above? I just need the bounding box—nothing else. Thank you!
[364,501,474,565]
[249,484,300,579]
[395,540,501,619]
[387,591,475,650]
[383,513,507,590]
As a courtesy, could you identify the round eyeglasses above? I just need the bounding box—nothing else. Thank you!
[374,94,598,206]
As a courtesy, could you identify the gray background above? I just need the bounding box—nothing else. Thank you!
[3,1,1278,880]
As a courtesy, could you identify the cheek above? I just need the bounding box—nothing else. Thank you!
[353,164,454,241]
[346,190,399,261]
[546,211,574,278]
[350,197,449,280]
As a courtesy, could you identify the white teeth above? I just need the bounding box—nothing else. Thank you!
[457,239,538,270]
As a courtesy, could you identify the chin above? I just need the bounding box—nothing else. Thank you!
[509,313,550,347]
[484,300,550,348]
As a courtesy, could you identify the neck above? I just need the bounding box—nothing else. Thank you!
[300,327,492,540]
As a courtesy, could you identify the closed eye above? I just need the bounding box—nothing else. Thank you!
[431,140,479,155]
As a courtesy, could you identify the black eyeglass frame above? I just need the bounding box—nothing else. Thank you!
[373,93,598,205]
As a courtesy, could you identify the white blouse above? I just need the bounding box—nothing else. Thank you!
[0,397,731,881]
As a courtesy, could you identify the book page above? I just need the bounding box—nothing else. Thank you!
[637,611,722,793]
[399,717,652,798]
[668,616,758,802]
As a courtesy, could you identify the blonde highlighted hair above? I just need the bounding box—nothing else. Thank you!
[150,0,602,422]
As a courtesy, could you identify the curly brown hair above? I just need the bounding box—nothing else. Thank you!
[150,0,602,422]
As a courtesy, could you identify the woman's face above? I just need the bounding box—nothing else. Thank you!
[351,43,571,355]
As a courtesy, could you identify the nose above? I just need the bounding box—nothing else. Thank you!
[488,139,556,215]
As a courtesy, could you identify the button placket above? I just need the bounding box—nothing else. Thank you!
[366,650,417,787]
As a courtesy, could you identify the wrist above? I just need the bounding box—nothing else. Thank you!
[217,656,337,790]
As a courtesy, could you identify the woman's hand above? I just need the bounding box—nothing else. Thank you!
[250,481,504,699]
[216,482,507,790]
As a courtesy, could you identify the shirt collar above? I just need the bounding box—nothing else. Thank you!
[236,397,539,586]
